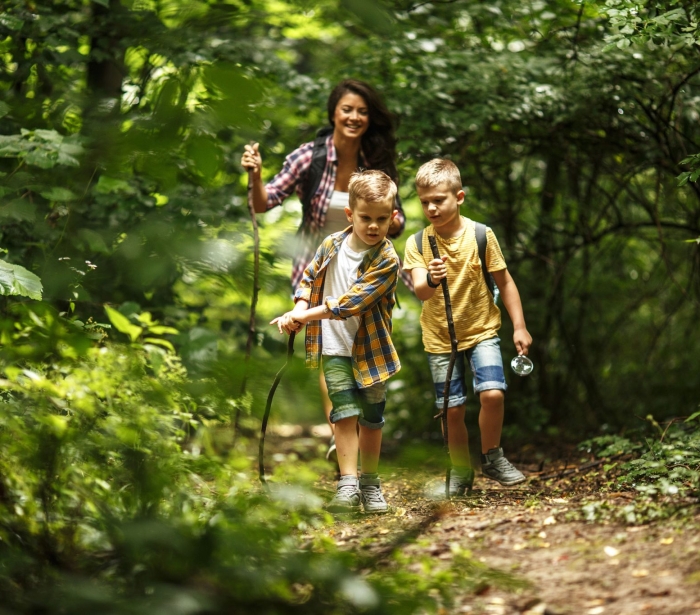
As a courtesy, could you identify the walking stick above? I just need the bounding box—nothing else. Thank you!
[428,236,458,499]
[259,331,296,489]
[234,158,261,444]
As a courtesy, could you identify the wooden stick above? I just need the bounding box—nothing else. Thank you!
[259,332,296,489]
[233,164,261,441]
[428,235,458,499]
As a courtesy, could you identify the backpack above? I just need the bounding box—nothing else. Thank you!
[299,126,403,222]
[412,222,499,303]
[300,126,335,224]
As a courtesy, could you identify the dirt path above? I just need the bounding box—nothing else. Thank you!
[267,429,700,614]
[325,474,700,614]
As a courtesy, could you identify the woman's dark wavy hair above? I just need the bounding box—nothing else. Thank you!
[327,79,399,184]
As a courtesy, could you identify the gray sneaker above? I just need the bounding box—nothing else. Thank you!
[481,448,526,486]
[359,473,388,514]
[449,466,475,497]
[327,475,361,512]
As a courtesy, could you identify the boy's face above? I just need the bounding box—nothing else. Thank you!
[345,198,397,250]
[416,183,465,232]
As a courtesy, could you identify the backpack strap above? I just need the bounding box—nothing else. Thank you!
[300,126,333,223]
[412,228,425,257]
[414,223,496,298]
[475,222,496,298]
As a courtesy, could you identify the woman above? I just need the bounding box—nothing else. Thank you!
[241,78,405,289]
[241,79,405,461]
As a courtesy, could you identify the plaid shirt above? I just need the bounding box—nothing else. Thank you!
[259,133,406,291]
[294,228,401,388]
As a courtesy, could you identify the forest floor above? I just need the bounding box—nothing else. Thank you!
[264,425,700,615]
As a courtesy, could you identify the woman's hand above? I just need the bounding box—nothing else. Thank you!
[241,142,262,176]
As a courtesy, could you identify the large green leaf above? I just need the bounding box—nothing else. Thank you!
[105,306,142,342]
[0,260,43,300]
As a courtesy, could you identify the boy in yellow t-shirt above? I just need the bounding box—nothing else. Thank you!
[403,159,533,495]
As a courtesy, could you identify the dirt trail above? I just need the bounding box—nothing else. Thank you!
[268,429,700,614]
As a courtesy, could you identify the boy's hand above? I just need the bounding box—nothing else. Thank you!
[513,327,532,356]
[427,256,448,283]
[241,142,262,176]
[270,311,304,335]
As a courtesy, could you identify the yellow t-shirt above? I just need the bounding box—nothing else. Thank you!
[403,217,506,353]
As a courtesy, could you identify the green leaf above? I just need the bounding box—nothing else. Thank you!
[76,229,109,254]
[104,306,143,342]
[0,102,10,119]
[144,337,175,352]
[94,175,134,194]
[0,260,43,300]
[40,187,78,201]
[0,200,36,222]
[92,0,110,6]
[0,13,24,30]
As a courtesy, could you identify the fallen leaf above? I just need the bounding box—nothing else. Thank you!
[604,546,620,557]
[378,529,390,535]
[513,543,527,551]
[588,607,605,615]
[660,537,674,545]
[632,569,649,577]
[538,531,547,539]
[543,515,556,525]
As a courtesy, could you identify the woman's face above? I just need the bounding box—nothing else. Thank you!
[332,92,370,141]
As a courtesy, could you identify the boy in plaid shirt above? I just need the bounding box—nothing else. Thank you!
[271,170,401,513]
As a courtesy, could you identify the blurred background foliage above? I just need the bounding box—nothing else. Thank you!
[0,0,699,611]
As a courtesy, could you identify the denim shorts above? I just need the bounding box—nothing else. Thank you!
[426,336,507,409]
[322,356,387,430]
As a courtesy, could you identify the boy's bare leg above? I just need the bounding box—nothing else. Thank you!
[446,404,471,467]
[319,371,335,434]
[478,390,505,453]
[334,416,360,476]
[358,425,381,474]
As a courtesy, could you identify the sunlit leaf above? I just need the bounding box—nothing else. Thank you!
[105,306,143,342]
[0,260,43,300]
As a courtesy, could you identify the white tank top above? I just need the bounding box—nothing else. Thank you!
[323,191,350,235]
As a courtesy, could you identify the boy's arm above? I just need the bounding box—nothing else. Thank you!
[491,269,533,356]
[324,255,399,319]
[271,299,327,335]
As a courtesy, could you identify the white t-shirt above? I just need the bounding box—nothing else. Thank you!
[321,235,369,356]
[323,191,350,235]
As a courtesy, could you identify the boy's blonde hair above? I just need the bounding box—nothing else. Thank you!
[415,159,462,194]
[348,169,397,209]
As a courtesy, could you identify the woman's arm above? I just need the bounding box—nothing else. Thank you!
[241,143,268,214]
[242,141,314,215]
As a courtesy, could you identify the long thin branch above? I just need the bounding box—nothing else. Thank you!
[234,169,261,441]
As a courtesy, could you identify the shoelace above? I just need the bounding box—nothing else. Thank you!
[491,456,518,475]
[336,484,359,501]
[362,484,384,504]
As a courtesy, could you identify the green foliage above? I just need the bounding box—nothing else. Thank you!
[0,305,514,613]
[577,413,700,523]
[0,259,42,300]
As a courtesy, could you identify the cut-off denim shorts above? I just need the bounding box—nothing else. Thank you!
[426,336,507,410]
[322,355,387,430]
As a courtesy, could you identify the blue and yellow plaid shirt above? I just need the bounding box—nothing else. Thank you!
[294,228,401,388]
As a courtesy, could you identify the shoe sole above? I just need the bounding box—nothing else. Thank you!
[363,506,389,514]
[326,504,362,513]
[482,474,527,487]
